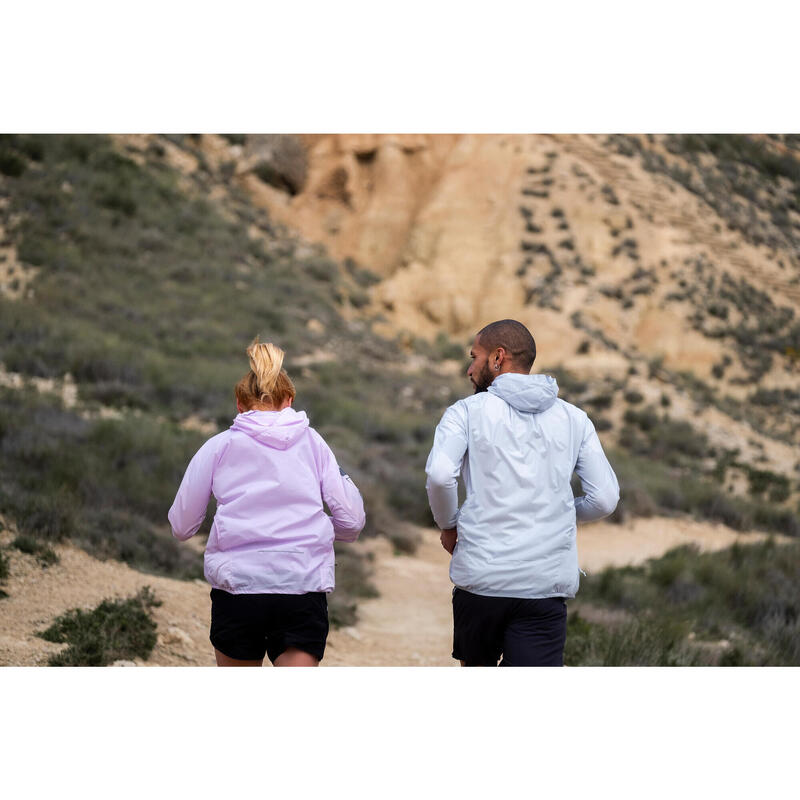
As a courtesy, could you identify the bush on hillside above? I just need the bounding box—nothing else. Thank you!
[565,612,703,666]
[0,149,26,177]
[38,587,161,666]
[12,534,59,567]
[328,544,378,628]
[572,540,800,665]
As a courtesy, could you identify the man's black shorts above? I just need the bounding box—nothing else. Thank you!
[210,588,329,663]
[452,587,567,666]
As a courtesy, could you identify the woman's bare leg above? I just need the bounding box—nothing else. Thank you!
[214,648,264,667]
[273,647,319,667]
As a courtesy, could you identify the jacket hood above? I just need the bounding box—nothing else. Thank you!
[230,408,310,450]
[487,373,559,414]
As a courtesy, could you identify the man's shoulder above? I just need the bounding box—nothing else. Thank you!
[442,392,497,417]
[553,397,589,420]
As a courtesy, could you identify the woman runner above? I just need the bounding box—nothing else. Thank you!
[168,338,366,666]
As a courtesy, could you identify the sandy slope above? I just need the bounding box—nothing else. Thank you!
[0,518,782,668]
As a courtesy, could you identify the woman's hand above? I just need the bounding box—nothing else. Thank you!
[440,527,457,555]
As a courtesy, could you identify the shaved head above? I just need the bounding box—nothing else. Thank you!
[476,319,536,372]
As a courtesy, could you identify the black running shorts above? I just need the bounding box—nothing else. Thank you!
[210,588,329,663]
[452,587,567,667]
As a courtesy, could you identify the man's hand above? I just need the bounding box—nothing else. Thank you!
[440,527,457,555]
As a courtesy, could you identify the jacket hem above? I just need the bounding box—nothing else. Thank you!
[452,582,575,600]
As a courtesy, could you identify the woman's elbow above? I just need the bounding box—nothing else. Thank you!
[168,506,200,541]
[334,519,365,543]
[333,503,366,542]
[170,521,196,541]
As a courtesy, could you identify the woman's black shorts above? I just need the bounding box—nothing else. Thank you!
[210,588,329,663]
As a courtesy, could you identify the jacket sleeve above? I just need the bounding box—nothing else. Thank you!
[318,440,366,542]
[425,403,468,530]
[168,437,219,540]
[573,415,620,523]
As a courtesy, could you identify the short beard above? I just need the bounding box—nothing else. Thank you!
[472,363,494,393]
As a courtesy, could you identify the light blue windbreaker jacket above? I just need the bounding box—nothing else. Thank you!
[425,373,620,598]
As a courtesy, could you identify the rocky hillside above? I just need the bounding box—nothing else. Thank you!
[2,133,799,666]
[215,132,800,521]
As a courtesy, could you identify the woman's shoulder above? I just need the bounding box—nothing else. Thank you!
[303,424,328,449]
[197,428,236,457]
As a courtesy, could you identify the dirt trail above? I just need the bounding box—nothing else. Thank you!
[325,517,783,666]
[0,518,783,667]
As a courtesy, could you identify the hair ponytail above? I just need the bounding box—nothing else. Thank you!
[248,339,284,398]
[235,336,296,411]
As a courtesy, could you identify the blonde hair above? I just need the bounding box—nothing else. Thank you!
[235,337,296,410]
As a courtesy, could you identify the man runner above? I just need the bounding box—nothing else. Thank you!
[425,319,620,666]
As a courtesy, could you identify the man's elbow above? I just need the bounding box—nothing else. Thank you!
[425,468,455,493]
[596,488,620,518]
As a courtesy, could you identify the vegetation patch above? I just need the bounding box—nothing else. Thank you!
[12,534,59,566]
[328,544,379,628]
[38,587,161,666]
[566,611,702,666]
[605,447,799,536]
[569,540,800,665]
[606,134,800,254]
[0,134,471,618]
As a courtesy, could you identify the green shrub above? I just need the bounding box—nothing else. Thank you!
[565,611,702,666]
[573,540,800,665]
[587,393,613,410]
[12,534,59,567]
[743,466,791,502]
[0,548,9,580]
[606,448,798,536]
[620,407,710,466]
[38,587,161,666]
[388,525,422,555]
[328,543,379,628]
[0,149,27,177]
[433,331,466,361]
[344,257,381,288]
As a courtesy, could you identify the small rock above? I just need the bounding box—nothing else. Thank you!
[306,318,325,334]
[163,626,193,647]
[341,627,362,641]
[111,660,137,667]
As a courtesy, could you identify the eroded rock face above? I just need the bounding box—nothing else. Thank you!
[236,133,800,381]
[249,134,461,276]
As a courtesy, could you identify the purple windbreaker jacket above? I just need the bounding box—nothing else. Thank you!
[168,408,366,594]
